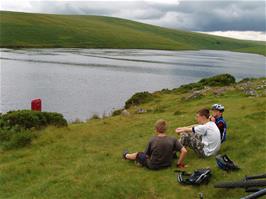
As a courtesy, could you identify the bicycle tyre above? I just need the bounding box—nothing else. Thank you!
[214,180,266,189]
[241,188,266,199]
[246,174,266,180]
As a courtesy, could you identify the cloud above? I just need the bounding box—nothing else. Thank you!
[198,31,266,41]
[1,0,265,40]
[143,1,266,32]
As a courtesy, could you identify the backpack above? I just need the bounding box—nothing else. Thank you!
[177,168,212,185]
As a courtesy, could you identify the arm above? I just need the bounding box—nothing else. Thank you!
[175,127,193,134]
[175,124,198,134]
[217,121,225,131]
[144,141,152,157]
[176,124,207,137]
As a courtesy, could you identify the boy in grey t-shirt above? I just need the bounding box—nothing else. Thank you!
[123,119,187,170]
[176,108,221,157]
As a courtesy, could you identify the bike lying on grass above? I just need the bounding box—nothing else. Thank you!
[214,173,266,199]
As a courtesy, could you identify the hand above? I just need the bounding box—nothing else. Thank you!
[175,128,184,134]
[210,116,215,122]
[177,162,187,169]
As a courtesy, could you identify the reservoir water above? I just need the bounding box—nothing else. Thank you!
[1,48,265,121]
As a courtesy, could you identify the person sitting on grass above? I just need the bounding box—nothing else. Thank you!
[210,104,227,143]
[175,108,221,158]
[123,119,187,170]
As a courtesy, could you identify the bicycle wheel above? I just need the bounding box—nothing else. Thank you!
[246,174,266,180]
[214,180,266,189]
[241,188,266,199]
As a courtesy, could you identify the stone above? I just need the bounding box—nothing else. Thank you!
[213,87,226,96]
[121,109,130,116]
[244,89,258,97]
[136,108,147,114]
[184,90,203,100]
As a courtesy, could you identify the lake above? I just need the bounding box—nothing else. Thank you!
[0,48,265,121]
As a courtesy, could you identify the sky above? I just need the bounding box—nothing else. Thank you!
[1,0,266,41]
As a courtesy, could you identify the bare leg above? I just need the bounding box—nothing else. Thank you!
[125,152,138,160]
[177,147,187,166]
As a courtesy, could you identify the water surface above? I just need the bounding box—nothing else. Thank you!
[1,49,265,121]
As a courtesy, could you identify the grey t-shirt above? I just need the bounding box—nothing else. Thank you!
[144,136,183,169]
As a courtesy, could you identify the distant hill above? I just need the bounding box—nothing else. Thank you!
[0,11,265,56]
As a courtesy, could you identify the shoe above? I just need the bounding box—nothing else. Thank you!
[122,149,129,159]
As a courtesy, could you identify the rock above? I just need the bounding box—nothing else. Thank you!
[184,90,203,100]
[136,108,147,114]
[255,85,266,90]
[238,81,253,90]
[203,86,211,91]
[244,89,258,97]
[243,82,252,87]
[213,87,226,96]
[121,110,130,116]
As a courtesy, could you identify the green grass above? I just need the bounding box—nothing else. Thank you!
[0,78,265,199]
[0,11,265,56]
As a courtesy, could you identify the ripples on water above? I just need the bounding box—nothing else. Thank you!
[1,48,265,121]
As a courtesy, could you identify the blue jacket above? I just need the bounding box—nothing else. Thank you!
[215,116,227,143]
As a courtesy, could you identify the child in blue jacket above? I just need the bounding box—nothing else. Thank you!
[210,104,227,143]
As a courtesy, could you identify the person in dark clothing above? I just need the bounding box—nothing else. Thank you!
[210,104,227,143]
[123,119,187,170]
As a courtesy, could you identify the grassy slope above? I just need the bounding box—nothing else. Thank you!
[0,11,265,56]
[0,78,265,199]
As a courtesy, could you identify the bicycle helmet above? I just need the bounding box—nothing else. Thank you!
[211,104,224,112]
[216,154,240,171]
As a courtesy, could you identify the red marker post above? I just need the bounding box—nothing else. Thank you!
[31,99,42,111]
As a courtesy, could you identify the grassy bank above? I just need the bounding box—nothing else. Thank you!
[0,11,265,56]
[0,76,265,199]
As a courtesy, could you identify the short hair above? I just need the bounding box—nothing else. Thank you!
[197,108,210,119]
[155,119,167,133]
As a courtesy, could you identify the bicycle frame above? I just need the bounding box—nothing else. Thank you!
[214,173,266,199]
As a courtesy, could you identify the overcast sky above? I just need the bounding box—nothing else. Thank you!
[1,0,266,41]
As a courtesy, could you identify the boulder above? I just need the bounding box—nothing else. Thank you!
[184,90,203,100]
[244,89,258,97]
[213,87,226,96]
[121,110,130,116]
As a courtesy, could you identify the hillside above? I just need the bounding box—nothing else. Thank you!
[0,11,265,56]
[0,75,265,199]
